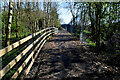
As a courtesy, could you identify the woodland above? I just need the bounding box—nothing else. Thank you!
[0,1,120,79]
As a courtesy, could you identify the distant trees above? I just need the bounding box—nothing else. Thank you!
[68,2,79,33]
[69,2,120,53]
[1,1,60,48]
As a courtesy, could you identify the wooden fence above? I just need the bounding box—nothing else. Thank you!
[0,27,58,80]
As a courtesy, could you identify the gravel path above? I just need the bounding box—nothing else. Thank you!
[26,30,120,80]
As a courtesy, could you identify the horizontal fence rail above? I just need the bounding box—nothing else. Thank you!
[0,27,58,80]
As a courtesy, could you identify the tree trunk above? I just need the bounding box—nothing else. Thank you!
[88,3,95,39]
[43,1,46,29]
[49,1,51,27]
[95,3,101,53]
[3,1,6,35]
[72,15,75,33]
[47,2,50,28]
[80,4,84,42]
[16,2,20,38]
[36,1,39,30]
[6,0,13,46]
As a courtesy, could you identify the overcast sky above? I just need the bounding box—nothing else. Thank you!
[57,2,72,24]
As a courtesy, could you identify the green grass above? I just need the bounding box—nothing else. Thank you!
[88,42,96,47]
[1,32,40,79]
[86,38,96,47]
[86,39,92,43]
[83,30,91,34]
[2,32,31,48]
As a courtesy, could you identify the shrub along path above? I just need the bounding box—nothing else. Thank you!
[26,30,120,80]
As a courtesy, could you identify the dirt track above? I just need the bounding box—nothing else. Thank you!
[26,30,120,80]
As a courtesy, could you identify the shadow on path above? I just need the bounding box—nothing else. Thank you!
[26,30,120,80]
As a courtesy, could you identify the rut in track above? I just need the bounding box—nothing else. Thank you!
[26,30,120,80]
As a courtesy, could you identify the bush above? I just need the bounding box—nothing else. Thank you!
[88,43,96,47]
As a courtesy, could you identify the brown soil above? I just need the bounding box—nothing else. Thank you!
[25,30,120,80]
